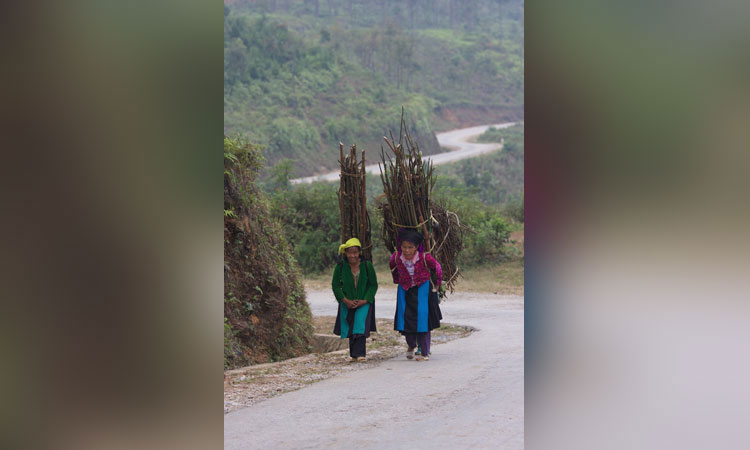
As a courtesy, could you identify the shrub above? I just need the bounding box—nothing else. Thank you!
[504,195,524,224]
[463,213,514,265]
[269,182,341,273]
[266,117,320,158]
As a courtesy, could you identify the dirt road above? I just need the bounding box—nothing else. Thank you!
[224,288,524,449]
[291,122,517,184]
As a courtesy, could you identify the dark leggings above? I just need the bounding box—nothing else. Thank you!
[349,334,366,358]
[404,332,430,356]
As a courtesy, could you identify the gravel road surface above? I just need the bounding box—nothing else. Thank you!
[224,288,524,449]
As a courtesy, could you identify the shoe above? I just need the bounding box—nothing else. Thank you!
[415,354,424,361]
[406,347,415,360]
[356,356,367,362]
[423,355,429,361]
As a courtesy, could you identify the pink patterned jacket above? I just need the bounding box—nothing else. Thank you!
[389,250,443,291]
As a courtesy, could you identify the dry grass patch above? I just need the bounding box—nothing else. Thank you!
[453,259,524,295]
[304,261,523,295]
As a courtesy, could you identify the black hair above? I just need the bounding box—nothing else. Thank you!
[398,229,423,246]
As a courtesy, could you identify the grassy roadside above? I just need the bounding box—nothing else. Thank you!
[303,257,523,296]
[451,258,524,295]
[304,228,524,295]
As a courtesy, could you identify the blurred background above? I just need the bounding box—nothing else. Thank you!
[2,1,222,448]
[2,0,750,448]
[526,1,750,449]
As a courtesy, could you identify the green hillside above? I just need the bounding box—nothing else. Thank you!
[224,13,438,178]
[224,0,523,178]
[435,122,524,209]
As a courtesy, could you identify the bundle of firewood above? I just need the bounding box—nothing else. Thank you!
[337,143,372,261]
[376,113,466,293]
[425,201,467,293]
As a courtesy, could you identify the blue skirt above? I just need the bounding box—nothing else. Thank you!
[394,281,442,333]
[334,301,376,339]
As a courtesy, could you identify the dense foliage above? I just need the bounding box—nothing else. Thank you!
[268,182,342,273]
[224,14,438,178]
[260,123,524,275]
[431,185,519,266]
[228,0,523,109]
[224,136,314,368]
[224,0,523,179]
[267,163,521,276]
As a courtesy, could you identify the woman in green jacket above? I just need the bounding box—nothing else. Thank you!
[332,238,378,362]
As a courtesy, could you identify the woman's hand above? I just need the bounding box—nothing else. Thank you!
[343,299,368,308]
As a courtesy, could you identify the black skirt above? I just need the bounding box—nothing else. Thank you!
[333,301,377,338]
[395,283,442,333]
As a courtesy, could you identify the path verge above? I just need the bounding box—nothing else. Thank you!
[224,317,473,413]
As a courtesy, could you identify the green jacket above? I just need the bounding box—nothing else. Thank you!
[331,260,378,304]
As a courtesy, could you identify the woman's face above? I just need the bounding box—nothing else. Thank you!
[345,247,361,264]
[400,241,417,259]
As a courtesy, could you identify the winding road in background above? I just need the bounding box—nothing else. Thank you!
[291,122,517,184]
[225,289,524,449]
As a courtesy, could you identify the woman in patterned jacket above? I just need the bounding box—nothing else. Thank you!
[389,229,442,361]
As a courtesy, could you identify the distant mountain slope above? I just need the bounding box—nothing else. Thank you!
[224,13,439,177]
[224,0,523,178]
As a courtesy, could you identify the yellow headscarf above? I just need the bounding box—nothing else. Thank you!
[338,237,362,254]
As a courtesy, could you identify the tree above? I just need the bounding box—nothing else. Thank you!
[393,36,414,89]
[320,28,331,43]
[225,38,248,86]
[304,0,320,16]
[496,0,512,36]
[408,0,416,29]
[269,159,294,191]
[462,0,479,31]
[327,0,337,17]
